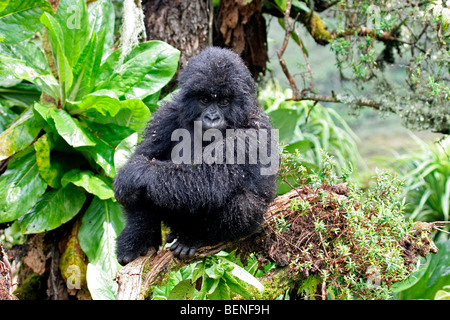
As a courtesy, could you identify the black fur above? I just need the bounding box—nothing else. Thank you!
[114,47,278,265]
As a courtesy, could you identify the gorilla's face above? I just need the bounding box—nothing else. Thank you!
[176,47,258,131]
[197,94,230,130]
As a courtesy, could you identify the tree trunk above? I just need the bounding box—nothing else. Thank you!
[214,0,268,79]
[142,0,211,69]
[142,0,269,80]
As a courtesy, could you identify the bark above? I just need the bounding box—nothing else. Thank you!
[214,0,268,79]
[0,243,13,300]
[142,0,211,69]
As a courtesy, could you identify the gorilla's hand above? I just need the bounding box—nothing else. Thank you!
[170,239,202,259]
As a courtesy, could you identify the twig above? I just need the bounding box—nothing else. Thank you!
[277,0,299,99]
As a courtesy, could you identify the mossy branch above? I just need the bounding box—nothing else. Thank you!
[115,184,438,300]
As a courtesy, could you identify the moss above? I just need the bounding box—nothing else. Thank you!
[299,12,332,45]
[13,273,47,300]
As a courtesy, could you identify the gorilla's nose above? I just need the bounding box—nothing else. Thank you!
[205,113,220,122]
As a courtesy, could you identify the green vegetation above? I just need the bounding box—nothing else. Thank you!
[0,0,179,299]
[0,0,448,301]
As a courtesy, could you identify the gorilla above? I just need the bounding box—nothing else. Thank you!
[114,47,278,265]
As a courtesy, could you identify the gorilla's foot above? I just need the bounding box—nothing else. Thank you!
[116,228,159,266]
[170,239,201,259]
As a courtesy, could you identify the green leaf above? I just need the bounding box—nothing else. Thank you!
[114,132,138,171]
[68,93,150,133]
[0,109,40,161]
[54,0,90,69]
[18,184,86,234]
[394,240,450,300]
[208,279,231,300]
[96,41,180,100]
[66,90,121,118]
[284,139,310,154]
[87,0,115,61]
[79,197,125,299]
[0,0,53,44]
[79,197,125,264]
[168,280,195,300]
[40,12,73,102]
[0,81,42,108]
[0,40,51,74]
[49,108,96,148]
[268,108,302,144]
[112,99,151,132]
[224,272,253,298]
[61,169,114,200]
[77,120,134,178]
[0,147,47,223]
[0,53,59,99]
[86,261,117,300]
[274,0,287,11]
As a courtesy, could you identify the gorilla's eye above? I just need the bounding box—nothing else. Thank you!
[200,96,210,104]
[218,98,230,106]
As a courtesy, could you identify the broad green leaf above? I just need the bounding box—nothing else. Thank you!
[33,102,56,133]
[69,32,101,101]
[87,0,115,60]
[96,41,180,100]
[0,54,41,79]
[86,261,117,300]
[284,139,310,154]
[0,147,47,223]
[0,109,40,161]
[0,54,59,99]
[79,197,125,263]
[50,108,96,148]
[168,280,195,300]
[394,240,450,299]
[208,278,231,300]
[62,169,114,200]
[66,90,121,118]
[274,0,287,11]
[68,93,150,133]
[0,40,50,74]
[0,1,8,12]
[54,0,90,69]
[0,0,53,44]
[0,81,41,108]
[268,108,302,144]
[114,132,138,171]
[79,197,125,299]
[18,184,86,234]
[112,99,151,132]
[40,12,73,102]
[77,121,133,178]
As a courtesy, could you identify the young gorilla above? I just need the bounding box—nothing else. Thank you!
[114,47,278,266]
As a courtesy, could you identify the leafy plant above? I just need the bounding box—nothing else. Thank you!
[0,0,179,299]
[392,136,450,236]
[259,82,364,194]
[272,151,422,299]
[152,251,265,300]
[393,240,450,300]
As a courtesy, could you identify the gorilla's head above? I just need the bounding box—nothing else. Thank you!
[175,47,258,130]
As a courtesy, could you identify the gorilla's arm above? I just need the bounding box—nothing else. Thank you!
[115,155,246,212]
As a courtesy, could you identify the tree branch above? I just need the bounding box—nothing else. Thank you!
[114,184,438,300]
